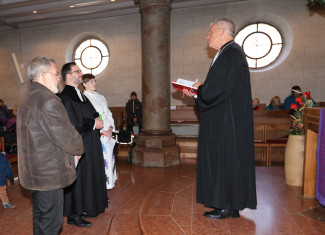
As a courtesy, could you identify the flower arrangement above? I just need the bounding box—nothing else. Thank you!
[288,91,314,135]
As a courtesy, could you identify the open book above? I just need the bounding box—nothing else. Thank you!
[172,78,198,95]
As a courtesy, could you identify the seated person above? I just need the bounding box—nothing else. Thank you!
[266,96,284,110]
[252,98,262,110]
[126,91,142,133]
[0,99,9,126]
[284,85,301,110]
[6,101,19,133]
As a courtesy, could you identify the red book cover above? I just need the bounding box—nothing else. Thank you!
[172,79,198,95]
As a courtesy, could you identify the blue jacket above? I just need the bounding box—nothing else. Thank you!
[284,94,317,110]
[284,94,297,110]
[0,152,13,186]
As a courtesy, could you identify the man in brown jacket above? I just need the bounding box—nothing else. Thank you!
[17,56,84,235]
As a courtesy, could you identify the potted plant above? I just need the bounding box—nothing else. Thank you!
[285,91,315,186]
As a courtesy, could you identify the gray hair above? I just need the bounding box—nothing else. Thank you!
[211,18,235,37]
[27,56,56,81]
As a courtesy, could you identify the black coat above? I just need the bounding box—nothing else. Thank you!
[59,85,107,217]
[195,41,257,210]
[126,99,142,120]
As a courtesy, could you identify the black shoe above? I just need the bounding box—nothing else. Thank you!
[204,209,239,220]
[203,208,222,217]
[82,212,97,219]
[68,215,92,227]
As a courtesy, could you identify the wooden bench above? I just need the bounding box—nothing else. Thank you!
[254,123,269,165]
[253,110,291,165]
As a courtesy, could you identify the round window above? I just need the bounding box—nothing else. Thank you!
[74,38,109,76]
[235,23,283,69]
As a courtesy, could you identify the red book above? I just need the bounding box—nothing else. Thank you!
[172,78,198,95]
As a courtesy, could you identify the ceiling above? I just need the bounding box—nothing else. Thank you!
[0,0,246,33]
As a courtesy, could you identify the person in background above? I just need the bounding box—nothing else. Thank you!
[126,91,142,133]
[0,152,15,208]
[266,96,284,110]
[284,85,302,110]
[6,101,19,133]
[252,98,262,110]
[0,99,10,126]
[82,74,117,190]
[60,62,108,227]
[184,18,256,219]
[17,56,84,234]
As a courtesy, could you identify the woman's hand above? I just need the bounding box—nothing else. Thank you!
[102,127,113,139]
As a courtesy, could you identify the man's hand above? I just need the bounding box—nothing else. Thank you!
[183,89,195,97]
[95,117,104,129]
[183,81,202,97]
[102,127,113,139]
[192,81,202,88]
[133,117,138,123]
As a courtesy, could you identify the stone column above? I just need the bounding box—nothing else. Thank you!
[133,0,179,167]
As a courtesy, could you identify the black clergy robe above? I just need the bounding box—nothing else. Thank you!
[59,85,107,217]
[195,41,257,210]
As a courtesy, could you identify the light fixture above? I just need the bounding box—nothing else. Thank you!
[70,5,74,8]
[33,10,37,14]
[111,0,115,2]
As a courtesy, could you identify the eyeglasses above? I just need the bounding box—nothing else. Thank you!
[45,72,61,79]
[69,70,82,74]
[208,28,223,36]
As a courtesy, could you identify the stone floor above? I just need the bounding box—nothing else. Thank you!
[1,158,325,234]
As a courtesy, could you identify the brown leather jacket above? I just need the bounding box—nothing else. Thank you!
[17,82,84,191]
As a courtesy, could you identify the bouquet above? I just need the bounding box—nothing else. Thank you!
[288,91,314,135]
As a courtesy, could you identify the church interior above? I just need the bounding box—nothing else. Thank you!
[1,0,325,234]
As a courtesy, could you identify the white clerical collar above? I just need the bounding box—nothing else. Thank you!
[75,88,85,101]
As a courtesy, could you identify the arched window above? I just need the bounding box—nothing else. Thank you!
[235,23,283,69]
[74,38,109,76]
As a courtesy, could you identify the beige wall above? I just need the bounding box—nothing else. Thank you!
[0,0,324,108]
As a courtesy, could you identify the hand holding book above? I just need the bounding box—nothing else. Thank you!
[172,78,199,97]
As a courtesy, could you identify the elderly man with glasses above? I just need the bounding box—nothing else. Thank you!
[184,18,257,219]
[59,62,108,227]
[17,57,84,234]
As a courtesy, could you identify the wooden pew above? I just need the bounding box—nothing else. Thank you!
[253,110,291,165]
[254,123,268,165]
[170,105,199,124]
[110,107,127,130]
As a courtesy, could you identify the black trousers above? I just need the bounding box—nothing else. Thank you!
[29,189,63,235]
[127,118,142,133]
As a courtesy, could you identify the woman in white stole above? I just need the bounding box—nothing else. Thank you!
[82,74,117,190]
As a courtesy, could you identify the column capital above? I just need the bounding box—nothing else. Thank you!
[134,0,172,10]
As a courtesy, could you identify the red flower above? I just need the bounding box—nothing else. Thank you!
[290,103,299,109]
[303,91,311,99]
[295,97,303,106]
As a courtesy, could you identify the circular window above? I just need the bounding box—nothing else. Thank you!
[74,38,109,76]
[235,23,283,69]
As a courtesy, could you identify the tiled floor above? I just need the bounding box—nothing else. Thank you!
[1,158,325,234]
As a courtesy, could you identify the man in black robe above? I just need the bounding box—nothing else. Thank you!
[59,62,108,227]
[184,18,257,219]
